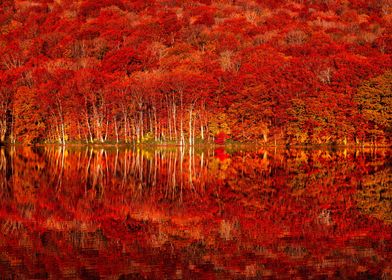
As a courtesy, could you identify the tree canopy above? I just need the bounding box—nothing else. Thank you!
[0,0,391,145]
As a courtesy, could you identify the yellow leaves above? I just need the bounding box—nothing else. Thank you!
[149,41,169,60]
[356,169,392,224]
[219,50,234,71]
[208,112,231,136]
[219,219,236,240]
[355,70,392,143]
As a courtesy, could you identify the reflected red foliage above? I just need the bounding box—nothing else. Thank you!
[0,147,391,278]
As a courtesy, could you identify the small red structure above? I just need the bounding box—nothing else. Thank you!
[214,147,229,161]
[214,132,229,145]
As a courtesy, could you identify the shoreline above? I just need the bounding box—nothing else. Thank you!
[1,142,391,149]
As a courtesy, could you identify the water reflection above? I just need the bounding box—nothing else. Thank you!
[0,146,391,279]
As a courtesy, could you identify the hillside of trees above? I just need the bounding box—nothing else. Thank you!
[0,0,391,145]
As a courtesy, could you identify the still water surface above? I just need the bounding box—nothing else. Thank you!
[0,146,391,279]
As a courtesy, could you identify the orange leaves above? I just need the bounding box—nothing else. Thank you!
[13,87,46,144]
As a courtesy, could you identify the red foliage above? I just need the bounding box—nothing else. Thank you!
[102,47,142,74]
[0,0,390,145]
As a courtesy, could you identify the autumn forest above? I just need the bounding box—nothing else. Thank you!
[1,1,392,278]
[0,0,391,145]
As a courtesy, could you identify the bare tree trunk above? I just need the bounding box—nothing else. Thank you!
[193,117,196,146]
[179,91,184,146]
[93,104,103,143]
[104,118,109,142]
[139,107,143,143]
[149,109,153,136]
[10,107,15,144]
[85,112,93,143]
[57,100,66,145]
[114,118,119,144]
[153,108,158,142]
[122,105,128,143]
[173,102,177,142]
[167,99,172,141]
[189,106,193,145]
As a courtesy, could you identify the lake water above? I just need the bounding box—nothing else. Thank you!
[0,146,391,279]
